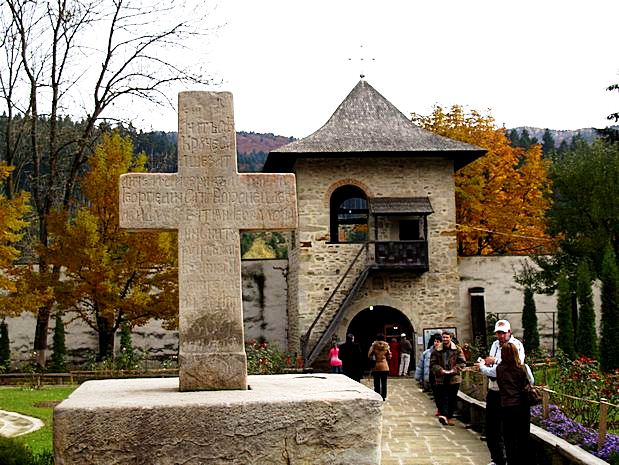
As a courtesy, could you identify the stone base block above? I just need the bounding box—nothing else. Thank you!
[54,374,383,465]
[179,351,247,391]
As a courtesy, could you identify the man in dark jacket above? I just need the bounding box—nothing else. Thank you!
[430,332,466,426]
[339,333,363,382]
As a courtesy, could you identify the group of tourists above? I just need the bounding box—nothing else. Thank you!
[328,319,533,464]
[414,320,533,465]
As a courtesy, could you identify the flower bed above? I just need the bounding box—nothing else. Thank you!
[532,404,619,464]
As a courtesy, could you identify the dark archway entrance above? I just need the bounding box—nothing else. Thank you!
[347,306,415,372]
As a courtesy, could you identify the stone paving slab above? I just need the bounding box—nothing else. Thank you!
[0,409,43,437]
[364,377,491,465]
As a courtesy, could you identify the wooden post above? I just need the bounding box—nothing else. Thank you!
[598,398,609,450]
[542,389,550,419]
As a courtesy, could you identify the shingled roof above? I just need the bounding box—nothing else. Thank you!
[263,79,486,172]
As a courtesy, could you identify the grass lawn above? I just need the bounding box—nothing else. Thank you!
[0,385,77,455]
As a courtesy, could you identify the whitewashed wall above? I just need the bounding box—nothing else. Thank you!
[5,256,602,366]
[458,255,600,354]
[4,260,289,366]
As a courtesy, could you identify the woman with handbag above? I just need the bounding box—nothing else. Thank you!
[368,333,391,400]
[496,342,532,465]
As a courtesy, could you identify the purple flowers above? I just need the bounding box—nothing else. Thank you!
[532,404,619,463]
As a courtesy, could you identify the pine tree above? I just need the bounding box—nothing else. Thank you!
[575,261,598,358]
[522,287,540,354]
[600,246,619,371]
[557,270,576,358]
[557,140,569,157]
[0,320,10,371]
[51,314,67,372]
[541,129,555,156]
[508,129,521,147]
[519,129,538,150]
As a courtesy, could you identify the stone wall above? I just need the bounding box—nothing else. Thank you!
[5,260,288,366]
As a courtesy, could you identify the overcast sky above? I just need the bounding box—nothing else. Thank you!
[137,0,619,138]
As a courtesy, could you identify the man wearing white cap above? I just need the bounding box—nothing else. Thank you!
[398,334,412,376]
[478,319,525,465]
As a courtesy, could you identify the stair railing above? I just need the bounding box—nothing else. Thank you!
[300,242,369,362]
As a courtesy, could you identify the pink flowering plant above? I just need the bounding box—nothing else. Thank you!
[246,340,302,375]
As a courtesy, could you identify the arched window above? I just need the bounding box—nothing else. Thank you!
[330,185,368,243]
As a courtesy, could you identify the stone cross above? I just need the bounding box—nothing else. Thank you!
[118,92,297,391]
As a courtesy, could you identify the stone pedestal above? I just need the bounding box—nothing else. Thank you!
[54,374,383,465]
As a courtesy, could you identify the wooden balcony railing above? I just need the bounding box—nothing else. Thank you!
[372,240,428,271]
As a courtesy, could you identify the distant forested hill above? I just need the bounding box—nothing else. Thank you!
[506,126,615,156]
[236,132,294,172]
[131,130,294,173]
[510,127,599,146]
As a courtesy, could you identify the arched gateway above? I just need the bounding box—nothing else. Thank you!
[347,306,415,370]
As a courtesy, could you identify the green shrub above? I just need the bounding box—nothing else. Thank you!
[116,322,142,370]
[50,314,67,372]
[0,436,34,465]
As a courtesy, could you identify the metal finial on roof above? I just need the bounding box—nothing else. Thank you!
[347,45,374,80]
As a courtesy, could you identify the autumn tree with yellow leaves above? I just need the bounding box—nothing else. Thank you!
[42,133,178,360]
[0,165,35,316]
[413,106,554,255]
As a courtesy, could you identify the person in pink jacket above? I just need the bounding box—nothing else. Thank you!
[329,341,343,373]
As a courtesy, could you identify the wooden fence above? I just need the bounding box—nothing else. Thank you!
[0,369,179,386]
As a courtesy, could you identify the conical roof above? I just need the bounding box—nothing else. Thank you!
[263,79,485,172]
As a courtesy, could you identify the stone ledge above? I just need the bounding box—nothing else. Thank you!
[54,374,383,465]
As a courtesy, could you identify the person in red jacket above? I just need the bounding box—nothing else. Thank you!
[388,337,400,376]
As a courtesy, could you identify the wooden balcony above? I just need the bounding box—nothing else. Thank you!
[371,240,428,271]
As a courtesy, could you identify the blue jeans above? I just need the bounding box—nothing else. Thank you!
[331,365,342,373]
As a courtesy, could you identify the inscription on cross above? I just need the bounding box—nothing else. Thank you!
[119,92,297,391]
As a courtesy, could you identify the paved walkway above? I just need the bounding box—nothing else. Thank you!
[366,377,491,465]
